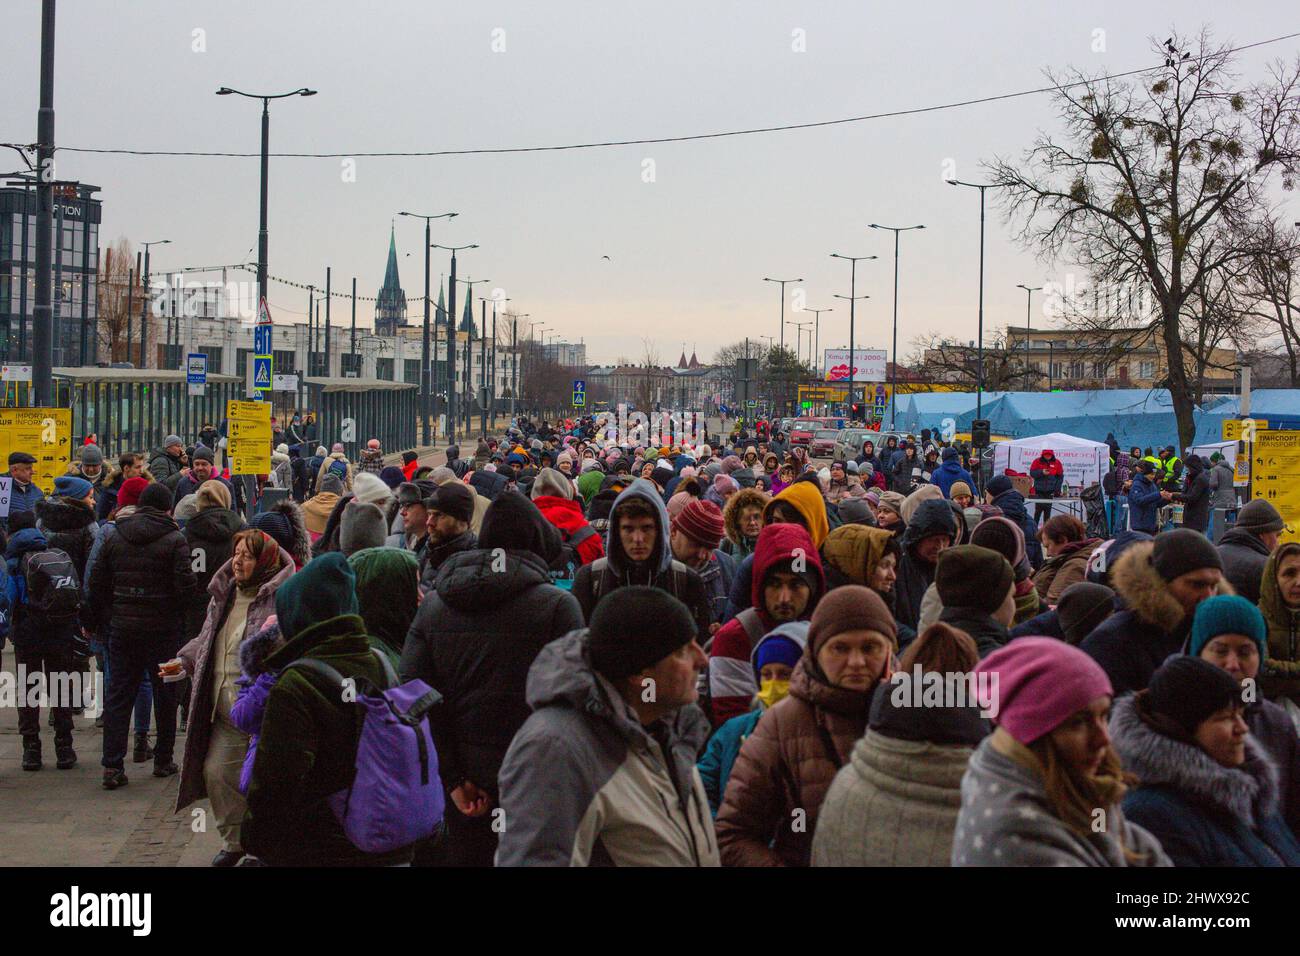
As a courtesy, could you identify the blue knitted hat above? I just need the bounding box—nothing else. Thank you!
[1189,594,1266,659]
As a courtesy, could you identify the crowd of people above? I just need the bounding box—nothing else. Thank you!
[3,410,1300,869]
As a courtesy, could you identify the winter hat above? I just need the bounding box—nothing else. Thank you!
[877,491,905,520]
[367,438,381,450]
[1236,499,1285,535]
[427,467,457,485]
[1189,594,1267,659]
[807,585,898,654]
[54,475,93,500]
[949,481,973,500]
[138,482,174,512]
[713,473,739,498]
[652,459,675,483]
[173,494,201,523]
[934,545,1014,616]
[530,467,575,501]
[339,501,388,556]
[1151,528,1222,582]
[975,637,1113,745]
[251,509,294,555]
[163,434,183,449]
[672,499,725,550]
[837,497,875,526]
[1057,582,1117,645]
[970,516,1026,569]
[401,451,419,465]
[720,455,743,475]
[1141,656,1242,740]
[901,484,943,525]
[191,445,215,464]
[348,547,419,656]
[396,481,429,507]
[587,586,698,681]
[319,473,345,496]
[118,476,150,510]
[275,552,359,641]
[941,446,959,462]
[427,481,476,524]
[196,478,232,512]
[985,475,1013,497]
[315,446,329,458]
[753,622,809,683]
[332,443,346,454]
[351,471,392,506]
[379,465,406,489]
[666,491,693,520]
[275,443,290,456]
[80,444,103,467]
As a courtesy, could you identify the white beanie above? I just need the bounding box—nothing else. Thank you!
[352,470,392,505]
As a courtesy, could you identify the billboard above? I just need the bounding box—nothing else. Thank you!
[824,348,887,383]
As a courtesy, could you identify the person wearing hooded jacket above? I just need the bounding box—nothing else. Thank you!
[716,586,897,866]
[1028,449,1065,525]
[531,466,605,576]
[1112,656,1300,866]
[1081,529,1231,696]
[708,523,825,727]
[720,487,769,560]
[571,479,713,640]
[820,523,911,644]
[983,475,1043,568]
[1259,541,1300,712]
[401,491,582,866]
[932,446,974,499]
[893,498,957,636]
[495,587,719,866]
[1177,454,1212,534]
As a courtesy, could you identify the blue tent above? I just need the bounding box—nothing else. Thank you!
[1193,389,1300,444]
[897,391,1006,435]
[977,389,1181,452]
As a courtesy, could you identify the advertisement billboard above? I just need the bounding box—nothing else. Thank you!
[824,348,887,383]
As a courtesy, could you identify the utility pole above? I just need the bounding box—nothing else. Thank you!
[350,276,357,371]
[869,223,925,428]
[32,0,56,405]
[324,266,331,378]
[399,211,456,444]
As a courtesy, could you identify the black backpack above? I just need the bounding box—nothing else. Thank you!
[21,548,82,623]
[549,524,598,589]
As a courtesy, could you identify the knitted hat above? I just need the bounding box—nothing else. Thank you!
[531,467,575,501]
[1151,528,1222,582]
[80,444,103,467]
[367,438,380,450]
[275,553,358,641]
[138,482,174,512]
[319,473,345,496]
[1142,656,1242,739]
[837,497,874,526]
[251,509,294,555]
[949,481,972,499]
[174,493,200,523]
[163,434,183,449]
[970,516,1026,569]
[753,624,808,683]
[934,544,1014,616]
[713,473,739,497]
[332,443,346,454]
[877,491,905,519]
[985,475,1012,498]
[351,471,392,506]
[1056,582,1116,645]
[118,476,150,510]
[340,501,389,556]
[587,586,698,680]
[808,585,897,654]
[348,547,419,655]
[196,478,232,512]
[192,446,215,464]
[379,465,406,489]
[975,637,1113,745]
[402,451,419,465]
[427,481,476,524]
[666,491,693,520]
[672,499,725,550]
[1189,594,1267,659]
[54,475,93,500]
[1236,499,1285,535]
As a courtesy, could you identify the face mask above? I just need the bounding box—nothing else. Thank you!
[755,677,791,709]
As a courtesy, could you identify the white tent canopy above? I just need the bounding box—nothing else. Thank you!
[992,432,1110,492]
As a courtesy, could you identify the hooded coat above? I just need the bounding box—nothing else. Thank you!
[494,631,719,866]
[1032,537,1102,605]
[932,449,975,499]
[707,524,824,727]
[720,487,769,560]
[85,506,197,635]
[715,649,875,867]
[1218,526,1273,605]
[1180,455,1211,533]
[894,499,957,633]
[1080,540,1233,695]
[990,487,1043,569]
[1208,459,1237,511]
[812,687,989,866]
[181,506,247,639]
[1029,451,1065,497]
[570,479,712,639]
[1111,694,1300,866]
[1259,543,1300,704]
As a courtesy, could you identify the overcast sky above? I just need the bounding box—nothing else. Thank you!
[4,1,1297,366]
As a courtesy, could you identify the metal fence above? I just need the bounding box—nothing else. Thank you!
[305,377,418,458]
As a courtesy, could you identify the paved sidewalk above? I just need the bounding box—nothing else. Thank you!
[0,647,222,867]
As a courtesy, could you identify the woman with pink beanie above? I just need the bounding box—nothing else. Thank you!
[952,637,1170,867]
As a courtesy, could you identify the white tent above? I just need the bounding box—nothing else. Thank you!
[992,432,1110,492]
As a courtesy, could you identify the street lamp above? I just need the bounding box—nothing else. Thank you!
[764,276,803,415]
[454,276,490,433]
[215,87,316,311]
[869,223,925,427]
[139,239,171,368]
[804,307,833,379]
[431,243,478,443]
[399,210,457,444]
[1016,283,1043,391]
[947,179,994,418]
[830,253,877,421]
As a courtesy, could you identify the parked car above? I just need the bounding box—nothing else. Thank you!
[810,429,840,458]
[834,427,880,462]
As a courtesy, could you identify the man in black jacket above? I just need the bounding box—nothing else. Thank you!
[400,491,582,866]
[419,482,479,591]
[87,482,197,788]
[1217,499,1283,604]
[893,498,956,635]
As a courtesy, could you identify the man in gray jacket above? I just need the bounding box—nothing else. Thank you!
[1217,499,1284,604]
[495,586,719,866]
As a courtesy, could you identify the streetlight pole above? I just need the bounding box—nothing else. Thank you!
[490,296,508,430]
[433,244,478,444]
[804,307,833,378]
[1016,284,1043,390]
[830,254,877,422]
[869,223,925,428]
[139,239,170,369]
[454,276,490,433]
[947,179,993,418]
[32,0,56,404]
[399,211,457,444]
[763,276,803,415]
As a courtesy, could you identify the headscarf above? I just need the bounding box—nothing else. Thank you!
[234,529,284,592]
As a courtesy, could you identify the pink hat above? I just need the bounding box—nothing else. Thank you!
[666,491,694,520]
[975,637,1112,745]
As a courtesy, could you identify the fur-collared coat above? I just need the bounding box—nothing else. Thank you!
[720,487,770,559]
[1111,694,1300,867]
[1080,540,1234,696]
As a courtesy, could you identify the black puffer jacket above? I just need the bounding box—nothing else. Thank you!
[1180,456,1211,533]
[86,506,196,636]
[34,495,98,580]
[182,506,246,639]
[419,530,479,591]
[894,499,957,633]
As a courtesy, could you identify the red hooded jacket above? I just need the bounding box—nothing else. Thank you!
[531,495,605,566]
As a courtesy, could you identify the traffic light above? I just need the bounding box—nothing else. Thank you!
[850,402,864,420]
[971,419,991,447]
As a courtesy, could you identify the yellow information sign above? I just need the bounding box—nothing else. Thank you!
[1223,418,1268,441]
[1251,431,1300,543]
[226,399,272,475]
[0,407,72,496]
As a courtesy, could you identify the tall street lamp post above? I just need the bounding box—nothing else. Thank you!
[869,223,925,428]
[830,253,877,422]
[1016,284,1043,390]
[947,179,994,418]
[432,243,478,444]
[399,211,457,444]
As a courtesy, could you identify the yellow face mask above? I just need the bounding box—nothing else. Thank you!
[756,678,791,710]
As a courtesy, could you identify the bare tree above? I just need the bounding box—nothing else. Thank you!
[96,237,143,363]
[988,30,1300,446]
[909,329,1040,391]
[1237,216,1300,385]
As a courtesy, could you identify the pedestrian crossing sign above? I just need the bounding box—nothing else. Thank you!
[253,355,272,392]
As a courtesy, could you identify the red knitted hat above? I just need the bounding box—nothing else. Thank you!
[672,499,725,549]
[118,475,150,510]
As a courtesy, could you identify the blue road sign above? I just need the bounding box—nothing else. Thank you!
[254,325,272,355]
[187,353,207,385]
[573,379,586,394]
[253,356,272,393]
[573,391,586,407]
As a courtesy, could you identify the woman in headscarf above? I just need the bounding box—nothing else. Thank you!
[174,529,295,867]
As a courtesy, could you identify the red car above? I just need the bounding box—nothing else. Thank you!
[788,418,821,446]
[810,429,840,458]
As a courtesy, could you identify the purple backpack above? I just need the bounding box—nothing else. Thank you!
[286,649,445,854]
